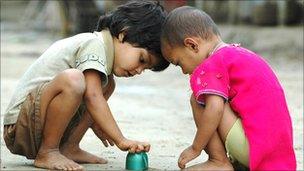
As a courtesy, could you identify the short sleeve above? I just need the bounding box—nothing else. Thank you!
[190,58,229,105]
[75,38,109,86]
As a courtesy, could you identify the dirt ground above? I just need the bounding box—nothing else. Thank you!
[1,23,303,170]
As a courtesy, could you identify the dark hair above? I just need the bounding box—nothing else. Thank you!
[161,6,220,47]
[96,0,169,71]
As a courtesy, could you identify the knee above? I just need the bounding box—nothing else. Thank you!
[61,69,86,95]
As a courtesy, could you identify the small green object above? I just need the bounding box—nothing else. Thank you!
[125,152,148,170]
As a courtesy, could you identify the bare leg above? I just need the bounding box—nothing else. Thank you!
[60,111,108,164]
[34,69,85,170]
[186,133,233,170]
[60,76,115,163]
[185,95,236,170]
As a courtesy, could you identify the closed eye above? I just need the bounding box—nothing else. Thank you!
[139,56,145,64]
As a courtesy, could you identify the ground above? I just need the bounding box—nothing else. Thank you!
[1,24,303,170]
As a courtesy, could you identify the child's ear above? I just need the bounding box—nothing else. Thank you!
[118,32,125,42]
[184,38,199,53]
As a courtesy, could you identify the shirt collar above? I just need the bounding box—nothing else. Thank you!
[94,29,114,75]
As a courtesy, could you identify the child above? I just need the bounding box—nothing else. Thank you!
[161,6,296,170]
[3,1,169,170]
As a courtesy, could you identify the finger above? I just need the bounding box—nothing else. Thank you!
[135,145,143,153]
[100,136,107,141]
[95,131,106,141]
[139,142,149,152]
[104,134,115,146]
[129,145,136,153]
[179,156,191,169]
[178,161,185,169]
[144,144,150,152]
[178,154,186,168]
[102,140,108,147]
[178,157,186,169]
[137,144,144,152]
[178,154,184,164]
[108,139,115,146]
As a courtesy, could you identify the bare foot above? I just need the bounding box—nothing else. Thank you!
[34,148,83,170]
[184,159,233,170]
[61,145,107,164]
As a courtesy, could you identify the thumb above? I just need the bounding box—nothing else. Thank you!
[178,155,185,169]
[178,161,185,169]
[178,156,192,169]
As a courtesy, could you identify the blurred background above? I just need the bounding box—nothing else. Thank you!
[1,0,303,35]
[1,0,303,170]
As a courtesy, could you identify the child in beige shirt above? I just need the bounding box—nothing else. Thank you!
[3,1,169,170]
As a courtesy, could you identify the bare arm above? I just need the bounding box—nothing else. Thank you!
[178,94,225,168]
[83,70,150,152]
[89,73,115,147]
[83,70,125,145]
[191,94,225,152]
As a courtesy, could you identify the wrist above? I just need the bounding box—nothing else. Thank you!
[116,136,127,147]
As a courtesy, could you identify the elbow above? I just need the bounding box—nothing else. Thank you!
[205,103,224,118]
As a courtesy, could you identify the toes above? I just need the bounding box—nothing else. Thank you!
[54,164,65,170]
[69,161,83,171]
[54,160,82,171]
[75,164,84,170]
[67,162,75,170]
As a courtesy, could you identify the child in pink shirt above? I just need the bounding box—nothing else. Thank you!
[161,6,296,170]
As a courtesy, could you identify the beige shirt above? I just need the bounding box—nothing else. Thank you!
[4,30,114,125]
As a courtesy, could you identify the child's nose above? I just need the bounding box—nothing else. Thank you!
[182,68,187,74]
[135,67,143,75]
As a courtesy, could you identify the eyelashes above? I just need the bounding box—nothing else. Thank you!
[139,56,145,63]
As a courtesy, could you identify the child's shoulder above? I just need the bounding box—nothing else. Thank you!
[51,32,104,51]
[64,32,102,44]
[216,44,258,58]
[212,44,241,56]
[208,44,261,65]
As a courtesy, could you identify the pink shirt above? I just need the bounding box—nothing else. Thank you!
[190,44,296,170]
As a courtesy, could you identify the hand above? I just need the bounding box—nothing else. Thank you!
[117,139,150,153]
[91,122,115,147]
[178,145,201,169]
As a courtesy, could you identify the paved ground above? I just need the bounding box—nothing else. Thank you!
[1,24,303,170]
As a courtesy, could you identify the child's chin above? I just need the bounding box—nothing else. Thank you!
[113,69,124,77]
[113,72,124,77]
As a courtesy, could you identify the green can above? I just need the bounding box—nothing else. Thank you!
[125,152,148,170]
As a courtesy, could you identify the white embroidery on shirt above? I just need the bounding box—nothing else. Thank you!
[76,54,105,67]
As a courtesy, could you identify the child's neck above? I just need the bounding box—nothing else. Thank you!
[193,36,224,66]
[208,40,225,57]
[201,36,224,59]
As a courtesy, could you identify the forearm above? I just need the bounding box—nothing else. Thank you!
[85,94,125,144]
